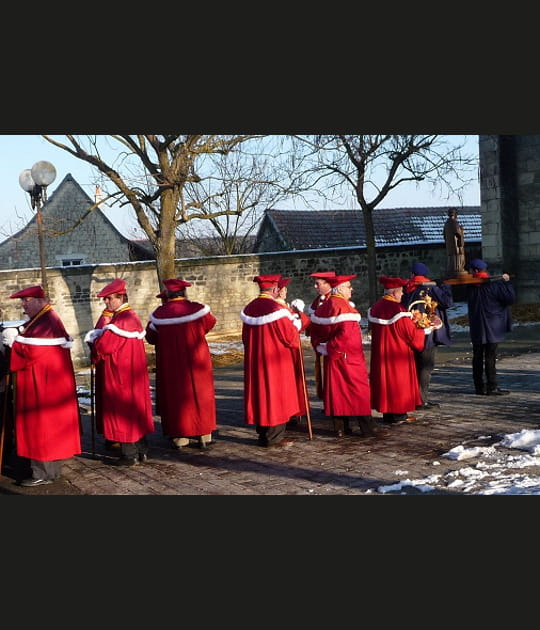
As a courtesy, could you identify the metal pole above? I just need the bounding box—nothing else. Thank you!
[297,345,313,440]
[0,373,9,477]
[90,363,96,457]
[35,196,49,296]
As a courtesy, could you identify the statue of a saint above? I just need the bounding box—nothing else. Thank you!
[443,208,466,277]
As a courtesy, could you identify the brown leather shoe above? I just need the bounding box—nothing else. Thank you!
[266,439,294,449]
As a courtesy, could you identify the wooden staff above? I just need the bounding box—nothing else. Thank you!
[443,274,516,286]
[297,345,313,440]
[90,363,96,457]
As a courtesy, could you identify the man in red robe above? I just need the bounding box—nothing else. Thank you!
[9,285,82,487]
[89,278,155,466]
[145,277,217,450]
[367,276,435,425]
[311,274,386,438]
[241,274,302,448]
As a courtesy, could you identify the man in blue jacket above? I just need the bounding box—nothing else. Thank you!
[402,262,454,409]
[466,259,515,396]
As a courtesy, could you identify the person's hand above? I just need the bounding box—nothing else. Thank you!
[290,298,305,313]
[502,273,510,282]
[2,327,18,347]
[316,343,328,356]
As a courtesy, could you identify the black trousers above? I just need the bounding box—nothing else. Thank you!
[414,346,437,404]
[121,436,149,459]
[256,423,287,446]
[472,342,498,392]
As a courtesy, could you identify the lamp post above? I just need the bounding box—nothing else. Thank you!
[18,160,57,297]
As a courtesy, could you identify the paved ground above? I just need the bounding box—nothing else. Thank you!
[1,325,539,495]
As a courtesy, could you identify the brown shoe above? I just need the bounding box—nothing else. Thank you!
[266,439,295,449]
[405,415,417,423]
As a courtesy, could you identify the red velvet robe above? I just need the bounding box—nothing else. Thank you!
[10,306,82,461]
[92,305,155,443]
[367,296,426,414]
[311,295,372,416]
[241,295,302,426]
[145,298,217,438]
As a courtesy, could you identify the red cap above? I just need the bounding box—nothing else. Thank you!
[253,274,281,289]
[379,276,408,289]
[278,277,291,289]
[309,271,336,279]
[97,278,127,298]
[328,274,356,288]
[9,285,46,299]
[155,289,168,299]
[163,278,192,292]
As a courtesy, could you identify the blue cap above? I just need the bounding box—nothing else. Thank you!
[467,258,488,271]
[411,262,430,276]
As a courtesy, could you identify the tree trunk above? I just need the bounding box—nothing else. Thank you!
[154,192,178,287]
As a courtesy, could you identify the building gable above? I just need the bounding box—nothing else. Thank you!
[0,173,153,271]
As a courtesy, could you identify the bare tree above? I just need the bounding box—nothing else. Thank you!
[177,137,305,255]
[41,135,265,284]
[41,135,314,283]
[291,135,479,305]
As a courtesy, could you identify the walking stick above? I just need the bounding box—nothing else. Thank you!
[90,363,96,457]
[0,372,9,476]
[297,345,313,440]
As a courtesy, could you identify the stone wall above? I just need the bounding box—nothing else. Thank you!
[0,241,480,368]
[479,135,540,302]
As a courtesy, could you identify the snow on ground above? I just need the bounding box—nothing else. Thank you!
[376,430,540,495]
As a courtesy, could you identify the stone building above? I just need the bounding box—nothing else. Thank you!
[0,173,153,270]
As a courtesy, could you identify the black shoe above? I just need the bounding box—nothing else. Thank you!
[19,478,53,487]
[110,456,139,467]
[487,388,510,396]
[416,402,440,410]
[138,453,148,463]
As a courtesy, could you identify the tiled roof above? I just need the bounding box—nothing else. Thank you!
[258,206,481,250]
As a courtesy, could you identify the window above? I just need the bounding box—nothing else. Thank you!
[61,258,84,267]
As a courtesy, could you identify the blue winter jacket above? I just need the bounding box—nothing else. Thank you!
[466,279,515,344]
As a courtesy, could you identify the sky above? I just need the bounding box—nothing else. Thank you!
[0,134,481,242]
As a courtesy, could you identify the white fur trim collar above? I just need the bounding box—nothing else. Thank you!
[366,309,413,326]
[15,335,73,348]
[103,323,146,340]
[149,304,211,326]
